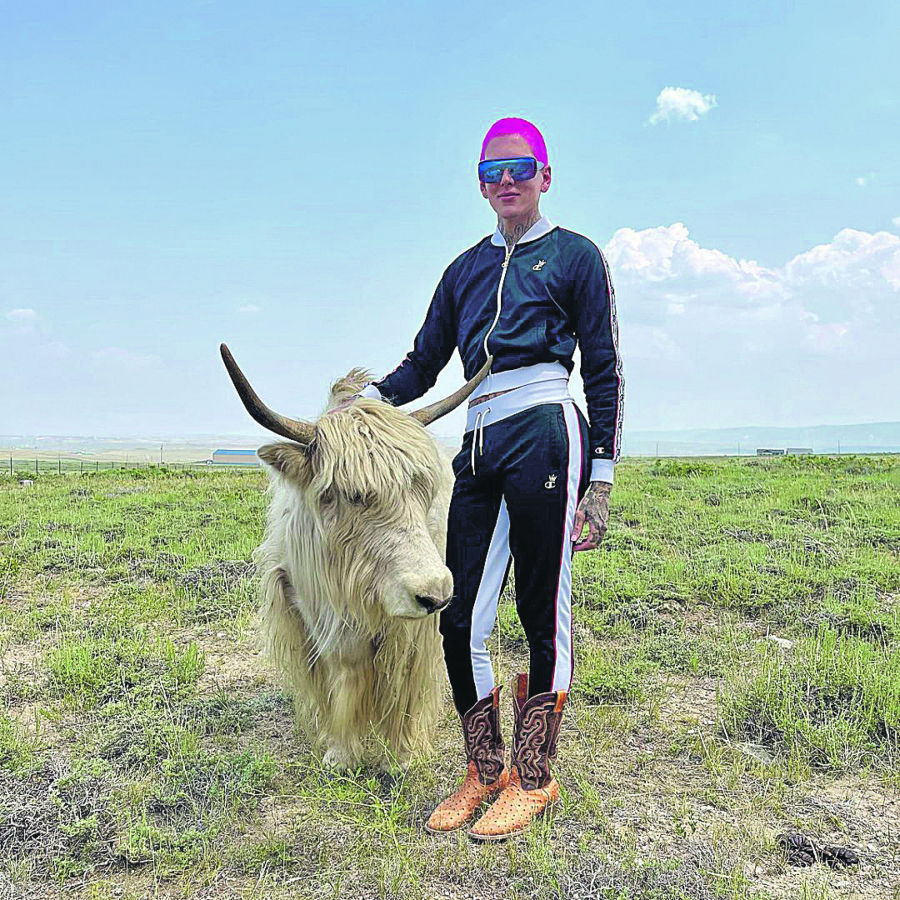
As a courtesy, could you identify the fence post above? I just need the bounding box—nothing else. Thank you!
[96,461,99,472]
[35,458,39,475]
[58,458,61,475]
[8,456,11,477]
[80,461,84,474]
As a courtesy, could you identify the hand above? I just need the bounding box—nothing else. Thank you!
[572,482,611,552]
[326,394,361,415]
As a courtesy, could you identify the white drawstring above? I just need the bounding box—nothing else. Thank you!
[470,412,483,474]
[470,408,491,475]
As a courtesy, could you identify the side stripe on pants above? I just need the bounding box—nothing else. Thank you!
[469,498,511,701]
[551,401,583,691]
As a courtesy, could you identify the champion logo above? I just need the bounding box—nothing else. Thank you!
[532,259,547,271]
[544,473,558,489]
[595,447,604,455]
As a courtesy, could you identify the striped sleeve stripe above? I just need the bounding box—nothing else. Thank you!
[600,249,625,462]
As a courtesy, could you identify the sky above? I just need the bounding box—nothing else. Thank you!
[1,0,898,440]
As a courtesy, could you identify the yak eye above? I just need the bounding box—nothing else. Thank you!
[348,491,370,507]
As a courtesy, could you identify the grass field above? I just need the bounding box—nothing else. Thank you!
[1,456,898,899]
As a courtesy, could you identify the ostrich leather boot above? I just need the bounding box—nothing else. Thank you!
[469,673,565,841]
[425,686,508,834]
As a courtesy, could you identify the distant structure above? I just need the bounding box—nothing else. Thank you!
[756,447,813,457]
[209,449,260,467]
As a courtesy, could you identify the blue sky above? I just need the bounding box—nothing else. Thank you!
[2,0,898,439]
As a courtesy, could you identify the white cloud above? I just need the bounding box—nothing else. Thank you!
[605,223,785,306]
[238,304,260,314]
[855,173,875,187]
[5,308,37,322]
[605,223,900,428]
[92,347,161,372]
[648,87,717,125]
[892,216,900,227]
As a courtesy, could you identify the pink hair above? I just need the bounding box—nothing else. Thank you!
[480,117,548,165]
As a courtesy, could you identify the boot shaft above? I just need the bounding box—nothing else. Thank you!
[461,685,505,785]
[511,673,566,790]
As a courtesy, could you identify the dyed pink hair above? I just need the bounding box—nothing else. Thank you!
[480,117,548,165]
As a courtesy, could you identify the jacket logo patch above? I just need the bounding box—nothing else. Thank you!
[532,260,547,271]
[544,474,558,489]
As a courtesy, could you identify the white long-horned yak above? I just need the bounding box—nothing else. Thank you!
[220,345,490,770]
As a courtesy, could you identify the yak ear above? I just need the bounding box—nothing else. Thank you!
[258,442,313,485]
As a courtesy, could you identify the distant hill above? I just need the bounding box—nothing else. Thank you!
[623,422,900,457]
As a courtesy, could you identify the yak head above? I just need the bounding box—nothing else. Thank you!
[220,346,490,625]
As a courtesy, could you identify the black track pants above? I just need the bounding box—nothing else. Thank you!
[441,401,591,716]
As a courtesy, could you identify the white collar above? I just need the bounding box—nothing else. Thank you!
[490,215,555,247]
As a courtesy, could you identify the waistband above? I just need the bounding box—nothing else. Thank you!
[470,361,570,402]
[464,377,572,433]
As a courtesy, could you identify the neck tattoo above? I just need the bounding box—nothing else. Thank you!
[500,208,541,250]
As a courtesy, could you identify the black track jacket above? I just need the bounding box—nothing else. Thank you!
[372,217,625,467]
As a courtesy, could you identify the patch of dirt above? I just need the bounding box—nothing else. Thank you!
[657,675,719,726]
[0,643,40,692]
[177,561,255,593]
[0,757,119,880]
[191,632,262,685]
[7,704,60,746]
[125,552,185,581]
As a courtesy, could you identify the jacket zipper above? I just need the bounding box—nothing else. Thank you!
[483,243,514,361]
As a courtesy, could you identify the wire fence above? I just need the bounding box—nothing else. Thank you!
[4,456,261,477]
[5,449,896,480]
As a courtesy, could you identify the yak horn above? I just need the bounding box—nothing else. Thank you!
[410,356,493,427]
[220,344,316,445]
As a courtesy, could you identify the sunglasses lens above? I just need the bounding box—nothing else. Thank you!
[478,158,538,183]
[478,161,506,183]
[507,159,537,181]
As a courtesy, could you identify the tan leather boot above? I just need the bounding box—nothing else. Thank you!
[425,686,508,834]
[469,673,565,841]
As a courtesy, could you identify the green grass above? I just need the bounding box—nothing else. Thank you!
[720,626,900,770]
[0,456,897,898]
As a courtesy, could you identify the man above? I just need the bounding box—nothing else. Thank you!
[359,117,624,839]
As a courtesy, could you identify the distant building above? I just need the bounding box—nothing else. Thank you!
[209,449,260,467]
[756,447,813,457]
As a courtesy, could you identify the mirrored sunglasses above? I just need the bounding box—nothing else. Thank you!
[477,157,544,184]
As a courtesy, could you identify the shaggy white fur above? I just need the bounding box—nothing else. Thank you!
[254,369,452,770]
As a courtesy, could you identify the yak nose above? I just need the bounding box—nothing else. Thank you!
[408,569,452,614]
[416,594,450,614]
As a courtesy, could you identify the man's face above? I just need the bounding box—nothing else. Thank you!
[480,133,551,221]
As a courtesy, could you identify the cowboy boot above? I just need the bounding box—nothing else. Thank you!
[425,686,508,834]
[469,673,565,841]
